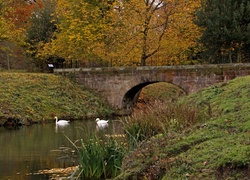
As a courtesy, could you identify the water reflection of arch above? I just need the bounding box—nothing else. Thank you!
[122,81,186,113]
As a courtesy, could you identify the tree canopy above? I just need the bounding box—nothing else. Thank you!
[9,0,250,69]
[195,0,250,63]
[41,0,201,67]
[3,0,250,70]
[0,0,14,42]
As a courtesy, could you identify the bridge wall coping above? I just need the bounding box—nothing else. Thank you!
[53,63,250,74]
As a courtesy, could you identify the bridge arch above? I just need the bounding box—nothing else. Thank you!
[122,81,157,111]
[122,81,186,112]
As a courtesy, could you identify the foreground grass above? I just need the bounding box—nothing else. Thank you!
[68,133,126,179]
[115,76,250,179]
[0,72,113,124]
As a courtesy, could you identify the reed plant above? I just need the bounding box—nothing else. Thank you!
[103,137,126,178]
[65,132,126,179]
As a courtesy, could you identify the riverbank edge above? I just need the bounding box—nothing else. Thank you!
[0,72,115,127]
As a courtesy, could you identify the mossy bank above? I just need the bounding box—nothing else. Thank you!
[115,76,250,180]
[0,72,114,125]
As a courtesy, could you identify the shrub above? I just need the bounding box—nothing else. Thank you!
[123,101,203,149]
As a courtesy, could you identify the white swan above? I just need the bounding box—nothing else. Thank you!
[55,116,70,125]
[96,118,109,129]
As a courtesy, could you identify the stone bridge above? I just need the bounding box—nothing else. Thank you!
[54,63,250,114]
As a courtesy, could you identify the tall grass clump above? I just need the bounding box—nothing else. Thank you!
[123,101,205,148]
[66,133,126,179]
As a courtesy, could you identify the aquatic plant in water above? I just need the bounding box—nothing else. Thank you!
[65,133,126,179]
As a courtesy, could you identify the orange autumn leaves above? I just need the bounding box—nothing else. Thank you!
[0,0,43,42]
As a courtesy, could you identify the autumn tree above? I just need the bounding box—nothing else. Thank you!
[158,0,202,65]
[0,0,33,69]
[38,0,202,67]
[0,0,12,69]
[41,0,115,67]
[0,0,14,43]
[3,0,43,44]
[94,0,202,66]
[8,0,36,29]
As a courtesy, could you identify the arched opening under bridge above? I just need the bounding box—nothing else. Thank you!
[122,82,187,112]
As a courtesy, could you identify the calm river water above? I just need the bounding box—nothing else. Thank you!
[0,119,123,180]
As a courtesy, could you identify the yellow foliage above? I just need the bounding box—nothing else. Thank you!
[158,0,202,65]
[40,0,202,67]
[0,1,13,42]
[42,0,110,62]
[0,17,11,41]
[94,0,202,66]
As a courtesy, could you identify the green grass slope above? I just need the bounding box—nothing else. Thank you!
[0,72,113,124]
[115,76,250,180]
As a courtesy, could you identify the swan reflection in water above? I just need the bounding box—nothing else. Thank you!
[55,123,69,133]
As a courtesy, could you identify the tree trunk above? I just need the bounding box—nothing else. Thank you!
[140,54,147,66]
[7,52,10,70]
[237,48,241,63]
[229,50,232,63]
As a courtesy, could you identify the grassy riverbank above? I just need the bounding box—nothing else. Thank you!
[115,76,250,179]
[0,72,114,125]
[1,71,249,179]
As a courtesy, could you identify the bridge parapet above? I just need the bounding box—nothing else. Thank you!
[54,63,250,73]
